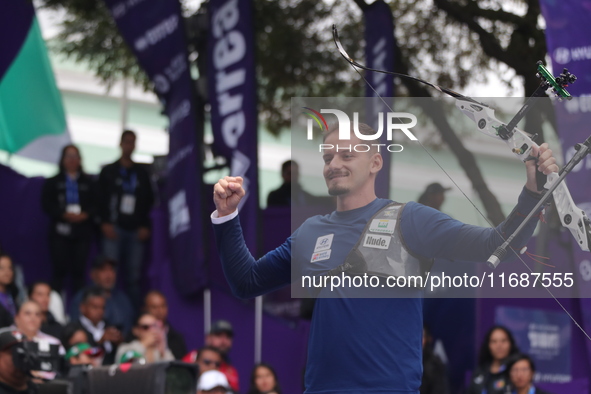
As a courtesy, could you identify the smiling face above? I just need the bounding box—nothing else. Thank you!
[322,130,382,198]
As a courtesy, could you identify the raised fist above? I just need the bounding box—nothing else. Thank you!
[213,176,246,217]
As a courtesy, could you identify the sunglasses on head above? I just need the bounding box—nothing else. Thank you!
[202,359,221,367]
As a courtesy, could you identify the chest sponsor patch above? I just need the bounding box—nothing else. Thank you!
[363,234,391,250]
[314,234,334,252]
[369,219,395,234]
[311,249,331,263]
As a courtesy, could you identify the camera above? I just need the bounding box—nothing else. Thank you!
[12,340,62,374]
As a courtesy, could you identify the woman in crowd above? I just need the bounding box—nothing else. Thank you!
[468,325,520,394]
[115,313,174,364]
[507,354,553,394]
[0,252,20,328]
[13,300,64,350]
[61,324,90,350]
[248,362,282,394]
[28,281,63,339]
[41,144,96,294]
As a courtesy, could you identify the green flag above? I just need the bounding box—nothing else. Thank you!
[0,4,69,163]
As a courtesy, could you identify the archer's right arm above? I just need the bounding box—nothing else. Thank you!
[212,177,291,299]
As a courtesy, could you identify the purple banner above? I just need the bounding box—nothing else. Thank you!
[496,306,571,382]
[103,0,207,295]
[208,0,259,250]
[364,0,394,199]
[540,0,591,364]
[0,0,34,81]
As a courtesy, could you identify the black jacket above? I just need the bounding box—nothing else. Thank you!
[41,311,63,340]
[0,302,14,329]
[420,348,450,394]
[468,363,509,394]
[41,172,96,239]
[98,161,154,231]
[166,324,187,360]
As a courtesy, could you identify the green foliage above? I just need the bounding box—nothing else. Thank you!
[41,0,149,89]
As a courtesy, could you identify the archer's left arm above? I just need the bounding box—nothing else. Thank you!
[401,143,559,263]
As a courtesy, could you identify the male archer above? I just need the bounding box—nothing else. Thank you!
[212,123,558,393]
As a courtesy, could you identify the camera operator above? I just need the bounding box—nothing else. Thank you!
[0,329,37,394]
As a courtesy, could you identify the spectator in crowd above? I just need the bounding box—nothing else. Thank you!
[69,256,134,335]
[420,325,449,394]
[193,346,223,376]
[115,313,174,364]
[41,144,96,294]
[267,160,314,207]
[183,346,222,372]
[61,325,90,350]
[197,370,231,394]
[64,287,123,365]
[507,354,553,394]
[205,320,239,392]
[0,253,19,329]
[65,342,103,368]
[143,290,186,359]
[12,301,63,352]
[248,362,282,394]
[28,281,63,340]
[417,182,450,211]
[469,326,520,394]
[98,130,154,308]
[0,329,38,394]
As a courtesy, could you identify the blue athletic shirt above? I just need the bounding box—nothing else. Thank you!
[213,188,542,393]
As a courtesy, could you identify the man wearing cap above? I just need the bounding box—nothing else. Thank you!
[205,320,238,392]
[0,329,37,394]
[212,122,559,393]
[68,256,134,335]
[197,370,231,394]
[417,182,450,211]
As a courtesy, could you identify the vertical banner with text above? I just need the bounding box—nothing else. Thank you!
[540,0,591,362]
[364,0,394,199]
[208,0,259,251]
[103,0,207,295]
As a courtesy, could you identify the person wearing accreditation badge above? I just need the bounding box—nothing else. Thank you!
[42,145,96,295]
[212,122,559,393]
[98,130,154,308]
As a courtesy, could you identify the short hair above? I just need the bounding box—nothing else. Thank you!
[197,346,222,360]
[508,353,536,373]
[144,289,166,301]
[322,122,378,142]
[322,122,382,155]
[121,129,136,142]
[81,286,105,304]
[281,160,293,173]
[28,281,52,298]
